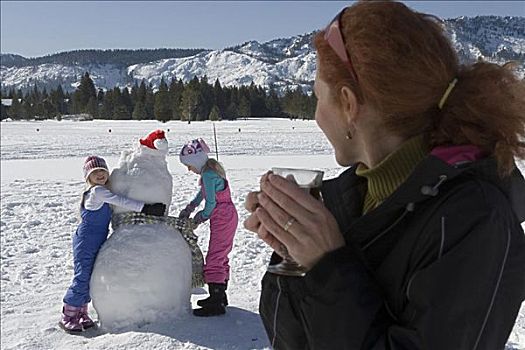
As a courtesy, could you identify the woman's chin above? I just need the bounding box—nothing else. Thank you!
[334,153,355,168]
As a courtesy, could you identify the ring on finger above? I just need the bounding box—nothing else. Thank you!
[283,217,296,232]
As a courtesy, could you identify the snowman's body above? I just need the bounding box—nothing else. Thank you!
[90,145,192,330]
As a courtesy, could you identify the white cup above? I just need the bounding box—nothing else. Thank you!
[271,167,324,199]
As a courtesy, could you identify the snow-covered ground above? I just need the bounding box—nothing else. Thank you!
[1,119,524,350]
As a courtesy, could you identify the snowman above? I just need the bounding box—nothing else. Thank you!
[90,129,198,330]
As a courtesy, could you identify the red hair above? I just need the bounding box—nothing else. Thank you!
[315,0,525,176]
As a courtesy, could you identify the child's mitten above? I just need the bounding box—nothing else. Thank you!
[179,203,197,219]
[192,211,208,227]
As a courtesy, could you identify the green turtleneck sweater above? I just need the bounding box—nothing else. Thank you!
[355,135,428,214]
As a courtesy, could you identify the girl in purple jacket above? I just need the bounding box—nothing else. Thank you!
[178,139,238,317]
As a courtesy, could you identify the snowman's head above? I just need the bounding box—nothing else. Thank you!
[109,131,173,214]
[139,129,169,154]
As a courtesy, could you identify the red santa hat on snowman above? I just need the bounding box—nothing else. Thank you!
[139,129,168,152]
[179,138,211,171]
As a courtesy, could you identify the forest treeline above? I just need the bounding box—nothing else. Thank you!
[1,72,317,121]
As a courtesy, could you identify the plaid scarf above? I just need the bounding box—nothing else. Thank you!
[112,212,205,288]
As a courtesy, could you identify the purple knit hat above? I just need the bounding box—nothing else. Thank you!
[83,155,108,180]
[179,139,211,171]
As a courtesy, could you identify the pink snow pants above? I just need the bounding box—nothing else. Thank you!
[203,180,238,284]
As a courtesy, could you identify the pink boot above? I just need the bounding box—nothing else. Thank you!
[79,304,96,329]
[58,304,82,333]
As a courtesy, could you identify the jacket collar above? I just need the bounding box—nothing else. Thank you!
[322,154,525,237]
[366,154,525,221]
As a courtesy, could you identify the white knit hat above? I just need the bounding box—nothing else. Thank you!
[179,139,210,171]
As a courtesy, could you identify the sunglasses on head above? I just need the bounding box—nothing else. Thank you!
[323,8,358,81]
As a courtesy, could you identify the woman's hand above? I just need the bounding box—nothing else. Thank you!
[244,172,289,258]
[247,172,345,269]
[245,191,261,214]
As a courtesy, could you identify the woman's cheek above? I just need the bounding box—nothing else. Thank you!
[315,103,330,133]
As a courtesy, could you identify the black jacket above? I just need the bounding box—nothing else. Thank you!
[259,155,525,350]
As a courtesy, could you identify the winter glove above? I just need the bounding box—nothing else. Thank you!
[192,211,208,227]
[179,203,197,219]
[141,203,166,217]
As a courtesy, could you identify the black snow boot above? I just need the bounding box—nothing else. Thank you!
[197,280,228,307]
[193,283,227,317]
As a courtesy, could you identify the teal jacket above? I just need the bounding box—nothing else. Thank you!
[191,169,225,220]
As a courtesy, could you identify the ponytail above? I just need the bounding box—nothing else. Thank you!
[202,158,226,179]
[429,61,525,176]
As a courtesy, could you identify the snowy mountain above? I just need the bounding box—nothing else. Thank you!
[1,16,523,94]
[0,53,28,67]
[447,16,525,62]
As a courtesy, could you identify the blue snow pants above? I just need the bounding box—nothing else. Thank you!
[63,202,111,307]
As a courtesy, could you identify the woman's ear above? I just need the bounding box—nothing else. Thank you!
[340,86,360,125]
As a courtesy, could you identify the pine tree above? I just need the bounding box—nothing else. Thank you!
[41,99,55,119]
[248,83,268,116]
[97,88,105,103]
[100,89,114,119]
[184,76,207,121]
[305,93,317,119]
[112,87,130,120]
[86,96,98,118]
[230,86,239,109]
[72,72,97,114]
[238,95,250,117]
[213,79,225,118]
[52,85,66,115]
[0,103,7,120]
[137,80,147,104]
[282,86,305,118]
[113,104,130,120]
[121,87,133,116]
[96,89,105,118]
[132,100,146,120]
[8,90,22,119]
[169,78,184,120]
[266,86,282,117]
[32,84,41,103]
[226,101,238,119]
[145,83,155,119]
[21,100,33,120]
[130,82,139,108]
[180,85,199,122]
[29,85,45,119]
[154,78,171,122]
[209,105,220,121]
[199,75,213,120]
[64,91,71,114]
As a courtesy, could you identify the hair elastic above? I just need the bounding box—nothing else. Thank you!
[438,78,458,110]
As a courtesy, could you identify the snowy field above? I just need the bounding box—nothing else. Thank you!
[1,119,524,350]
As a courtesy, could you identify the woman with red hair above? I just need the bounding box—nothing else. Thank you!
[244,1,525,349]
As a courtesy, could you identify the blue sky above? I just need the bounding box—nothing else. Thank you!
[1,1,524,58]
